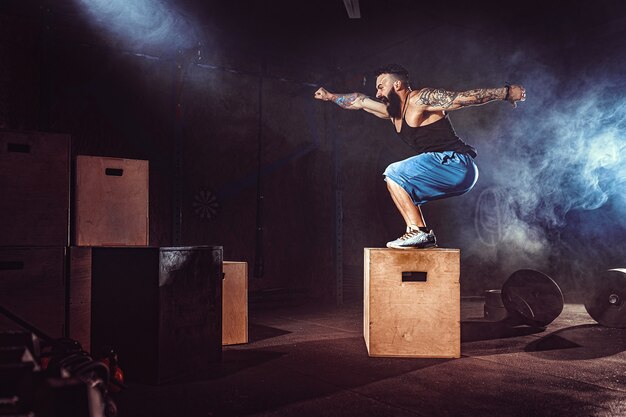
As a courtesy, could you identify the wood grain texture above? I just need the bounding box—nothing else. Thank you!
[364,248,460,358]
[68,246,92,352]
[0,247,66,338]
[222,261,248,345]
[75,155,148,246]
[0,131,70,246]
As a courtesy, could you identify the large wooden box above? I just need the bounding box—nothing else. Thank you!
[90,246,223,384]
[0,247,66,339]
[75,155,148,246]
[222,261,248,345]
[0,131,70,247]
[364,248,460,358]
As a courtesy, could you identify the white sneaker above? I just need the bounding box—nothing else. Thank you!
[386,229,437,249]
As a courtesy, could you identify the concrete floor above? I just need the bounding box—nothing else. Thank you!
[116,300,626,417]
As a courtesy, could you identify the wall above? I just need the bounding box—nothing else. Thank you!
[2,0,626,304]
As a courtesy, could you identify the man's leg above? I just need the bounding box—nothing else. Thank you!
[386,177,437,249]
[384,178,436,249]
[386,178,426,230]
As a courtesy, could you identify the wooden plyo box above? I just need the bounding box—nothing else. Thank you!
[75,155,149,246]
[222,261,248,345]
[67,247,92,353]
[0,131,70,247]
[364,248,460,358]
[0,247,66,338]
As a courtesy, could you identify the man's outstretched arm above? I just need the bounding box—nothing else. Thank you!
[314,87,389,119]
[414,84,526,111]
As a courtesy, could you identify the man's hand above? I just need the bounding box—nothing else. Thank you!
[314,87,331,101]
[507,85,526,108]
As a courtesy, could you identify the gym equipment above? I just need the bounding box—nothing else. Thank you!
[0,248,66,339]
[74,155,149,246]
[501,269,564,327]
[364,248,460,358]
[483,289,508,321]
[0,131,70,247]
[90,245,223,384]
[222,261,249,346]
[97,347,126,393]
[584,269,626,328]
[0,306,118,417]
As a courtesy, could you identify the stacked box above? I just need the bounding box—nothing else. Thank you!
[0,131,70,339]
[0,131,70,247]
[74,155,149,246]
[0,247,66,338]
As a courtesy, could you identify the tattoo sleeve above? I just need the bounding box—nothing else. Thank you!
[416,89,459,109]
[416,87,507,109]
[330,93,366,109]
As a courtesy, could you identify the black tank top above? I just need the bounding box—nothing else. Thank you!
[395,114,477,158]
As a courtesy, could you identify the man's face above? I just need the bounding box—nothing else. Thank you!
[375,74,395,104]
[376,73,402,117]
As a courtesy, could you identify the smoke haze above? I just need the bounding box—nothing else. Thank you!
[76,0,199,53]
[465,53,626,286]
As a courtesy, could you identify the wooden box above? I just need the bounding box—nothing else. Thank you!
[222,261,248,345]
[67,247,92,352]
[0,247,66,339]
[90,246,223,384]
[0,131,70,247]
[75,155,149,246]
[364,248,460,358]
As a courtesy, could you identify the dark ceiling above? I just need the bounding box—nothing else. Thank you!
[1,0,626,69]
[3,0,626,40]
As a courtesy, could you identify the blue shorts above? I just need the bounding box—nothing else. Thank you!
[383,151,478,206]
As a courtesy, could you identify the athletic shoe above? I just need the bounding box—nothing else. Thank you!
[386,229,437,249]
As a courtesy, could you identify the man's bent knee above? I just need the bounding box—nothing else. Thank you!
[385,176,400,188]
[383,161,402,178]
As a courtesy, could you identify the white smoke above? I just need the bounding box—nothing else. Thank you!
[466,57,626,272]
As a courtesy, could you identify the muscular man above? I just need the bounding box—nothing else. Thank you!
[314,64,525,249]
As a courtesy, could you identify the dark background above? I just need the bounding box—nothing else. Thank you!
[1,0,625,304]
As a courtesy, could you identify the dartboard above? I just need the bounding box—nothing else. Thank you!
[192,189,219,220]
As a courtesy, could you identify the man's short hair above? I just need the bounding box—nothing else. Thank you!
[374,64,410,83]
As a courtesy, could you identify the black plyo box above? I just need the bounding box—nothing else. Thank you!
[90,246,223,384]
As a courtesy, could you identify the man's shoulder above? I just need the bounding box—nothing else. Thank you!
[409,89,429,106]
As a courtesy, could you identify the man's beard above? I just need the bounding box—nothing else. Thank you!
[384,89,402,119]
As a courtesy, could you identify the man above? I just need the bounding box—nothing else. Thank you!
[314,64,525,249]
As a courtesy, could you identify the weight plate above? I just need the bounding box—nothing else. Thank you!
[484,289,504,308]
[501,269,564,327]
[584,269,626,328]
[484,303,508,321]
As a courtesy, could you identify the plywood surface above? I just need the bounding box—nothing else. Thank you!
[68,246,92,352]
[75,155,148,246]
[364,248,460,358]
[223,261,248,345]
[0,247,66,338]
[0,131,70,246]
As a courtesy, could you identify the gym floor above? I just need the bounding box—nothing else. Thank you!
[116,299,626,417]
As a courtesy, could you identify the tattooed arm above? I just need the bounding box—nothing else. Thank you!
[414,85,526,111]
[314,87,389,119]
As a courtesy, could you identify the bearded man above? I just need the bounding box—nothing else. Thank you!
[314,64,525,249]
